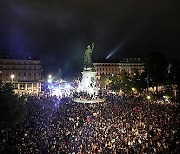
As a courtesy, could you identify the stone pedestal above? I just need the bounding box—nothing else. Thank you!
[76,67,98,95]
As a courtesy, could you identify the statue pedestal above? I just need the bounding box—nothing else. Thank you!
[76,67,98,95]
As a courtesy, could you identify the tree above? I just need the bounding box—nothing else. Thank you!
[167,60,180,99]
[109,74,121,91]
[120,72,133,94]
[132,71,147,93]
[99,74,111,89]
[145,52,168,93]
[0,83,27,142]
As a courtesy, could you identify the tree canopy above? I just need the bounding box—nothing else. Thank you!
[0,83,27,129]
[145,52,168,88]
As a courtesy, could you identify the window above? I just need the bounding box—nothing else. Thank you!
[14,84,18,89]
[20,84,25,90]
[27,83,32,88]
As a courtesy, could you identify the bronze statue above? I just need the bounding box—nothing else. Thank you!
[84,43,94,69]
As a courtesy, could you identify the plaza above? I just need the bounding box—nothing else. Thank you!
[0,1,179,153]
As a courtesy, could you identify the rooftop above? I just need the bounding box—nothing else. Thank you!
[0,53,40,60]
[93,58,144,63]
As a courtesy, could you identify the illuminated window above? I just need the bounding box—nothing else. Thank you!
[14,84,18,89]
[20,84,25,90]
[27,83,32,88]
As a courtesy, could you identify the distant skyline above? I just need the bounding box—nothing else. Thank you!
[0,0,179,74]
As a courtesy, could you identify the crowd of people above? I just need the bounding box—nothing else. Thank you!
[0,93,179,153]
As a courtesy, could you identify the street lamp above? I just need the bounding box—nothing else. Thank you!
[147,95,151,154]
[48,74,52,79]
[48,74,52,83]
[147,95,151,100]
[11,74,15,83]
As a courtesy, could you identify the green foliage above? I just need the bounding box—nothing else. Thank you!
[108,71,148,94]
[132,71,147,93]
[120,72,132,93]
[0,83,27,129]
[99,74,112,89]
[164,85,174,98]
[166,60,180,98]
[168,61,180,85]
[109,75,121,91]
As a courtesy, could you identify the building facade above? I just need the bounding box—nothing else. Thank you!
[119,58,144,74]
[93,63,120,79]
[93,58,144,80]
[0,55,42,95]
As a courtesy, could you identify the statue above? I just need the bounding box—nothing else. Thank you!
[84,43,94,69]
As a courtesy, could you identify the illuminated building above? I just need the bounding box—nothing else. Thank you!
[119,58,145,74]
[93,58,144,79]
[0,55,42,95]
[93,62,120,80]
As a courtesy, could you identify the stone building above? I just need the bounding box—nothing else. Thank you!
[93,58,144,80]
[0,55,42,95]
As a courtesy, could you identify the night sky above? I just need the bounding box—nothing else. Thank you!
[0,0,179,75]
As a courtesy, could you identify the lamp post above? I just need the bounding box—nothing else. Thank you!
[48,74,52,83]
[11,74,15,83]
[47,74,52,95]
[48,74,52,79]
[147,95,151,154]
